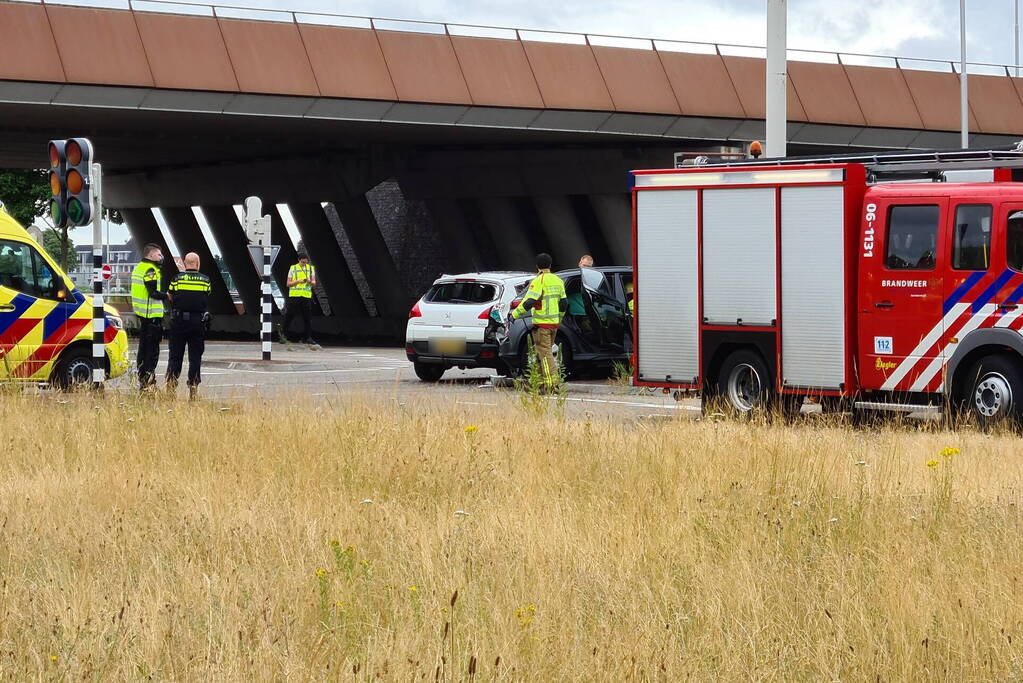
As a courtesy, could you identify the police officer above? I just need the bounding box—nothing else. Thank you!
[283,252,317,344]
[165,252,211,400]
[511,253,567,390]
[130,243,168,390]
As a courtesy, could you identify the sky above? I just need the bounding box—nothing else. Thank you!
[66,0,1023,247]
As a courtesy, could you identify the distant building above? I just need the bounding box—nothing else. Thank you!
[71,240,140,293]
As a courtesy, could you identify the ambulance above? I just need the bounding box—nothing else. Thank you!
[631,144,1023,426]
[0,206,128,387]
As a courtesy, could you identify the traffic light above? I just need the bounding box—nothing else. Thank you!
[47,137,93,228]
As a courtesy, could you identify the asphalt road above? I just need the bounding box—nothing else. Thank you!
[108,341,698,421]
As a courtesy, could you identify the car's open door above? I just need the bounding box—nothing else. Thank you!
[580,267,629,355]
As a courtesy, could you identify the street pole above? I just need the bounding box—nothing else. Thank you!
[1016,0,1019,77]
[91,162,105,390]
[261,226,272,362]
[961,0,969,149]
[766,0,787,157]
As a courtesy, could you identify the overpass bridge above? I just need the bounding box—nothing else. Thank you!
[4,0,1023,337]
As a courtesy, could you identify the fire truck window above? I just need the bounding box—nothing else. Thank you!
[952,204,992,271]
[885,205,939,270]
[1008,211,1023,271]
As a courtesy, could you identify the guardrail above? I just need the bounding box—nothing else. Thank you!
[20,0,1023,77]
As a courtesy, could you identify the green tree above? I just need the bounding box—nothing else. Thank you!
[0,168,49,227]
[42,228,78,272]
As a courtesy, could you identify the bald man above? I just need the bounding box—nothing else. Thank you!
[165,252,212,399]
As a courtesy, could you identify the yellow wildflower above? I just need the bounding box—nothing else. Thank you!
[464,425,479,434]
[334,601,345,609]
[345,545,355,553]
[316,568,328,577]
[926,459,940,468]
[50,655,58,663]
[408,585,419,594]
[940,447,960,458]
[329,539,340,547]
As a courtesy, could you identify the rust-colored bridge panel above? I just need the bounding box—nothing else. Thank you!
[522,41,614,111]
[376,31,471,104]
[722,55,807,121]
[658,52,745,118]
[592,46,680,115]
[135,12,238,92]
[47,6,153,87]
[787,61,864,126]
[969,74,1023,135]
[843,65,923,130]
[218,18,318,96]
[902,69,978,133]
[300,25,396,101]
[0,3,65,82]
[451,36,544,108]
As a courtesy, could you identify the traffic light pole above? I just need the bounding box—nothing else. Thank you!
[90,162,104,390]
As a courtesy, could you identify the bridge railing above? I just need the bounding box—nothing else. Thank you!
[23,0,1023,78]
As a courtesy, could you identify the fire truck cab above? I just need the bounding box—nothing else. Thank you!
[631,145,1023,426]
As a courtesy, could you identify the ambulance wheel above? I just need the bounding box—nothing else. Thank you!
[52,349,96,391]
[717,350,772,415]
[414,362,445,383]
[961,354,1023,429]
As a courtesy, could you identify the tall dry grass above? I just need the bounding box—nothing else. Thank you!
[0,391,1022,680]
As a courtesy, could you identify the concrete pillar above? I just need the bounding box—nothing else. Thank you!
[477,196,536,271]
[288,202,366,318]
[589,193,633,265]
[201,205,262,316]
[532,195,590,269]
[267,204,324,316]
[120,207,178,287]
[424,198,485,273]
[159,206,236,315]
[332,195,408,319]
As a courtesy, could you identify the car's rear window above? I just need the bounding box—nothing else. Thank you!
[426,281,498,304]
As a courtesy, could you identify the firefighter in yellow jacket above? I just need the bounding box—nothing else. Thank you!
[511,253,567,389]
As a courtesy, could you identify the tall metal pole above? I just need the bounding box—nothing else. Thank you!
[960,0,969,149]
[91,162,105,390]
[1016,0,1019,77]
[766,0,787,157]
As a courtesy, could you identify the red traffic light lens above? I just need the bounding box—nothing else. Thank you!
[67,198,85,224]
[49,171,61,197]
[50,199,62,224]
[67,169,84,195]
[48,143,60,169]
[66,140,82,166]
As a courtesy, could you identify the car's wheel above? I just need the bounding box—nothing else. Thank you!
[717,349,772,415]
[52,349,96,391]
[958,354,1023,429]
[413,362,445,383]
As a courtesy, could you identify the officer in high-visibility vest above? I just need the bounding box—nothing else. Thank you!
[130,243,168,390]
[282,253,317,344]
[511,253,567,389]
[165,252,211,400]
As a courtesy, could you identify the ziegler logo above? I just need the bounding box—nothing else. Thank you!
[862,202,877,258]
[875,357,897,371]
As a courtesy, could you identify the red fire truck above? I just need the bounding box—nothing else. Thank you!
[631,145,1023,426]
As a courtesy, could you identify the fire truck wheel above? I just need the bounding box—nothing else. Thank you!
[717,350,772,414]
[962,354,1023,428]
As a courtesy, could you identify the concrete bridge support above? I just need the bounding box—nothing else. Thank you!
[332,196,408,319]
[159,206,236,315]
[288,202,366,318]
[532,195,591,269]
[422,199,485,274]
[477,196,536,272]
[589,194,633,265]
[201,206,263,316]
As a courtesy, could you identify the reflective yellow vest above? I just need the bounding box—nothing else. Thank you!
[512,270,566,328]
[131,261,164,319]
[288,263,315,299]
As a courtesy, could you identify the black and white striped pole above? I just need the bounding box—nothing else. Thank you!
[91,162,105,390]
[243,197,273,361]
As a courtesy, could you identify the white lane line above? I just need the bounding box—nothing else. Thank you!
[225,366,407,375]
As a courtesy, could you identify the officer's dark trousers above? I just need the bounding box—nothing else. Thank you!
[284,297,313,341]
[137,317,163,388]
[166,315,206,387]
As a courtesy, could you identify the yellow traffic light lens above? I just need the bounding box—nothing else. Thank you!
[66,140,82,166]
[48,143,60,169]
[67,198,85,224]
[49,171,61,196]
[67,169,83,194]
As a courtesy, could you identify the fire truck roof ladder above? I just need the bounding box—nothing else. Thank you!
[683,141,1023,183]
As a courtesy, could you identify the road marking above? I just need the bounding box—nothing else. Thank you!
[555,396,699,411]
[225,366,407,375]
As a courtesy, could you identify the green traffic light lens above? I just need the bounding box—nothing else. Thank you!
[50,199,62,224]
[67,198,85,225]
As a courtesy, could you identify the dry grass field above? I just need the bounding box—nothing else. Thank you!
[1,391,1023,680]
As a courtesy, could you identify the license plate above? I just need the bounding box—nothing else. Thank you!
[432,338,466,355]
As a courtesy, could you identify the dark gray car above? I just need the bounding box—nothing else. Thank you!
[498,266,632,377]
